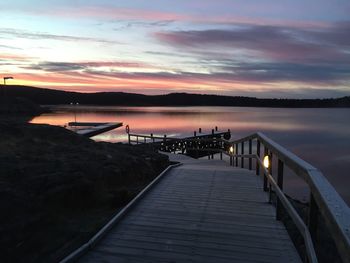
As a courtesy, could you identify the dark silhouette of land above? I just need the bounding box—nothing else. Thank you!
[0,99,170,263]
[2,85,350,107]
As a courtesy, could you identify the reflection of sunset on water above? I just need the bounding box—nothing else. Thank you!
[30,106,350,204]
[31,106,350,139]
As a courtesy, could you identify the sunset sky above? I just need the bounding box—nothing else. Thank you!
[1,0,350,98]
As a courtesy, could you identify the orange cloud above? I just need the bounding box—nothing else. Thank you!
[0,53,35,61]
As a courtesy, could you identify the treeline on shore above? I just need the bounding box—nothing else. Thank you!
[2,85,350,107]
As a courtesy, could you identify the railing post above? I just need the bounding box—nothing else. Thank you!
[163,135,166,151]
[263,147,268,191]
[256,140,260,176]
[268,154,273,203]
[235,144,238,166]
[136,136,139,145]
[241,142,244,168]
[128,133,131,145]
[308,193,319,242]
[220,151,223,160]
[249,139,252,170]
[276,159,284,220]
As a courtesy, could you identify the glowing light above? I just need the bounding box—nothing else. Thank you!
[263,155,270,168]
[229,146,234,154]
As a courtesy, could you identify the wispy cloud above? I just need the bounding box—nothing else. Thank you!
[22,61,155,72]
[0,4,334,29]
[0,53,34,61]
[30,7,187,22]
[154,22,350,85]
[0,44,22,50]
[114,19,175,31]
[84,65,350,86]
[155,22,350,64]
[1,2,349,98]
[10,70,350,98]
[0,28,118,44]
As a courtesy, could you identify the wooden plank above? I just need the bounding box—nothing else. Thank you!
[103,230,294,252]
[68,122,108,127]
[73,155,301,263]
[75,122,123,137]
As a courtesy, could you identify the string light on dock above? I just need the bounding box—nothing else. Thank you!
[263,155,270,168]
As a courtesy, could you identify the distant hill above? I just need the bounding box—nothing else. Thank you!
[1,85,350,107]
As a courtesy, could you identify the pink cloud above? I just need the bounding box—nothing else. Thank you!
[0,53,35,61]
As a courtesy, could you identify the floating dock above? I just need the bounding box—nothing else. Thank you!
[68,122,123,137]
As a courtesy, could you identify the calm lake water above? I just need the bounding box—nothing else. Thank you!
[31,106,350,205]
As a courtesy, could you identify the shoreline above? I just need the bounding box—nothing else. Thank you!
[3,85,350,108]
[0,103,171,262]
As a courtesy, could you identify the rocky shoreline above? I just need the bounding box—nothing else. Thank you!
[0,100,170,262]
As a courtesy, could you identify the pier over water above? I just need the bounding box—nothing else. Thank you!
[61,133,350,263]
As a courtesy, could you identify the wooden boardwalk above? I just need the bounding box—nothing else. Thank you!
[77,154,301,263]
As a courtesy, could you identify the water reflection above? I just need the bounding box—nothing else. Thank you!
[31,106,350,205]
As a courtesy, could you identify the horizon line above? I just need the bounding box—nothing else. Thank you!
[2,84,349,101]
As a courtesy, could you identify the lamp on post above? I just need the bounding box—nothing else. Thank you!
[70,102,79,123]
[263,155,270,169]
[3,76,14,85]
[229,145,234,166]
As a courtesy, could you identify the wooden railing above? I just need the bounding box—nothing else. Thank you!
[127,130,349,262]
[186,133,349,263]
[127,130,230,157]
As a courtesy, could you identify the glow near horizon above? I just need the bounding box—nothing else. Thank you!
[1,0,350,98]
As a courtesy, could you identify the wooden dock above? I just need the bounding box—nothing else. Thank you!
[68,122,123,137]
[61,132,350,263]
[74,154,301,263]
[127,128,231,157]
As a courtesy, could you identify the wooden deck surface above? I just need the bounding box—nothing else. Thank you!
[78,154,301,263]
[74,122,123,137]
